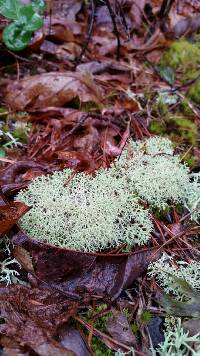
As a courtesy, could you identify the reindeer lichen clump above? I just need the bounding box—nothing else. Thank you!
[16,168,152,252]
[16,136,200,252]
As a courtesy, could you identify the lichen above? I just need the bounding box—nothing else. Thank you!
[118,137,191,210]
[0,236,20,285]
[148,254,200,301]
[185,173,200,222]
[16,168,153,252]
[16,137,200,253]
[152,319,200,356]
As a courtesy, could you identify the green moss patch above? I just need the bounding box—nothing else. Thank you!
[160,39,200,83]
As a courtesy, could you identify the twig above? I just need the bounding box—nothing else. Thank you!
[158,0,175,20]
[0,157,16,164]
[75,0,96,66]
[74,315,142,354]
[104,0,121,60]
[116,0,130,40]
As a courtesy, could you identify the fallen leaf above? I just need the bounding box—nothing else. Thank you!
[5,72,103,110]
[0,161,52,197]
[183,319,200,337]
[159,276,200,318]
[12,231,158,300]
[0,284,78,356]
[0,202,30,236]
[59,326,91,356]
[106,312,136,346]
[52,0,82,21]
[147,316,164,348]
[25,109,122,171]
[172,13,200,38]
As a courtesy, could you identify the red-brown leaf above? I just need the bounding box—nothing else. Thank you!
[0,202,30,236]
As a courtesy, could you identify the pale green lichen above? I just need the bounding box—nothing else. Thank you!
[125,136,174,156]
[0,257,20,285]
[0,236,20,285]
[16,168,153,252]
[153,319,200,356]
[185,173,200,222]
[118,137,191,210]
[148,254,200,301]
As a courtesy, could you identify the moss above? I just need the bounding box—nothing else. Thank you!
[148,254,200,301]
[160,39,200,83]
[83,304,114,356]
[181,154,196,168]
[149,120,166,135]
[131,323,139,334]
[92,339,114,356]
[12,123,31,144]
[150,115,198,145]
[180,100,195,116]
[168,115,198,145]
[152,206,170,221]
[140,311,152,323]
[187,79,200,104]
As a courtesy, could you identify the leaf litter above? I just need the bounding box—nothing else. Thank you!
[0,0,200,354]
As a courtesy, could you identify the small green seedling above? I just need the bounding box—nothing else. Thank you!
[0,0,45,51]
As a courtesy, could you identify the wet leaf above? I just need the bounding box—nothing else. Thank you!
[0,202,30,236]
[0,160,51,197]
[172,13,200,38]
[159,276,200,318]
[106,312,136,346]
[5,72,103,110]
[0,284,78,355]
[59,326,91,356]
[12,231,158,300]
[183,319,200,337]
[147,316,164,348]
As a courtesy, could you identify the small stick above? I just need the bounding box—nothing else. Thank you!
[0,157,16,164]
[104,0,121,60]
[75,0,95,66]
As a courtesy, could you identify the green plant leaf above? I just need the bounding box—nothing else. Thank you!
[0,0,44,51]
[0,0,22,20]
[3,22,32,51]
[19,5,43,31]
[32,0,46,13]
